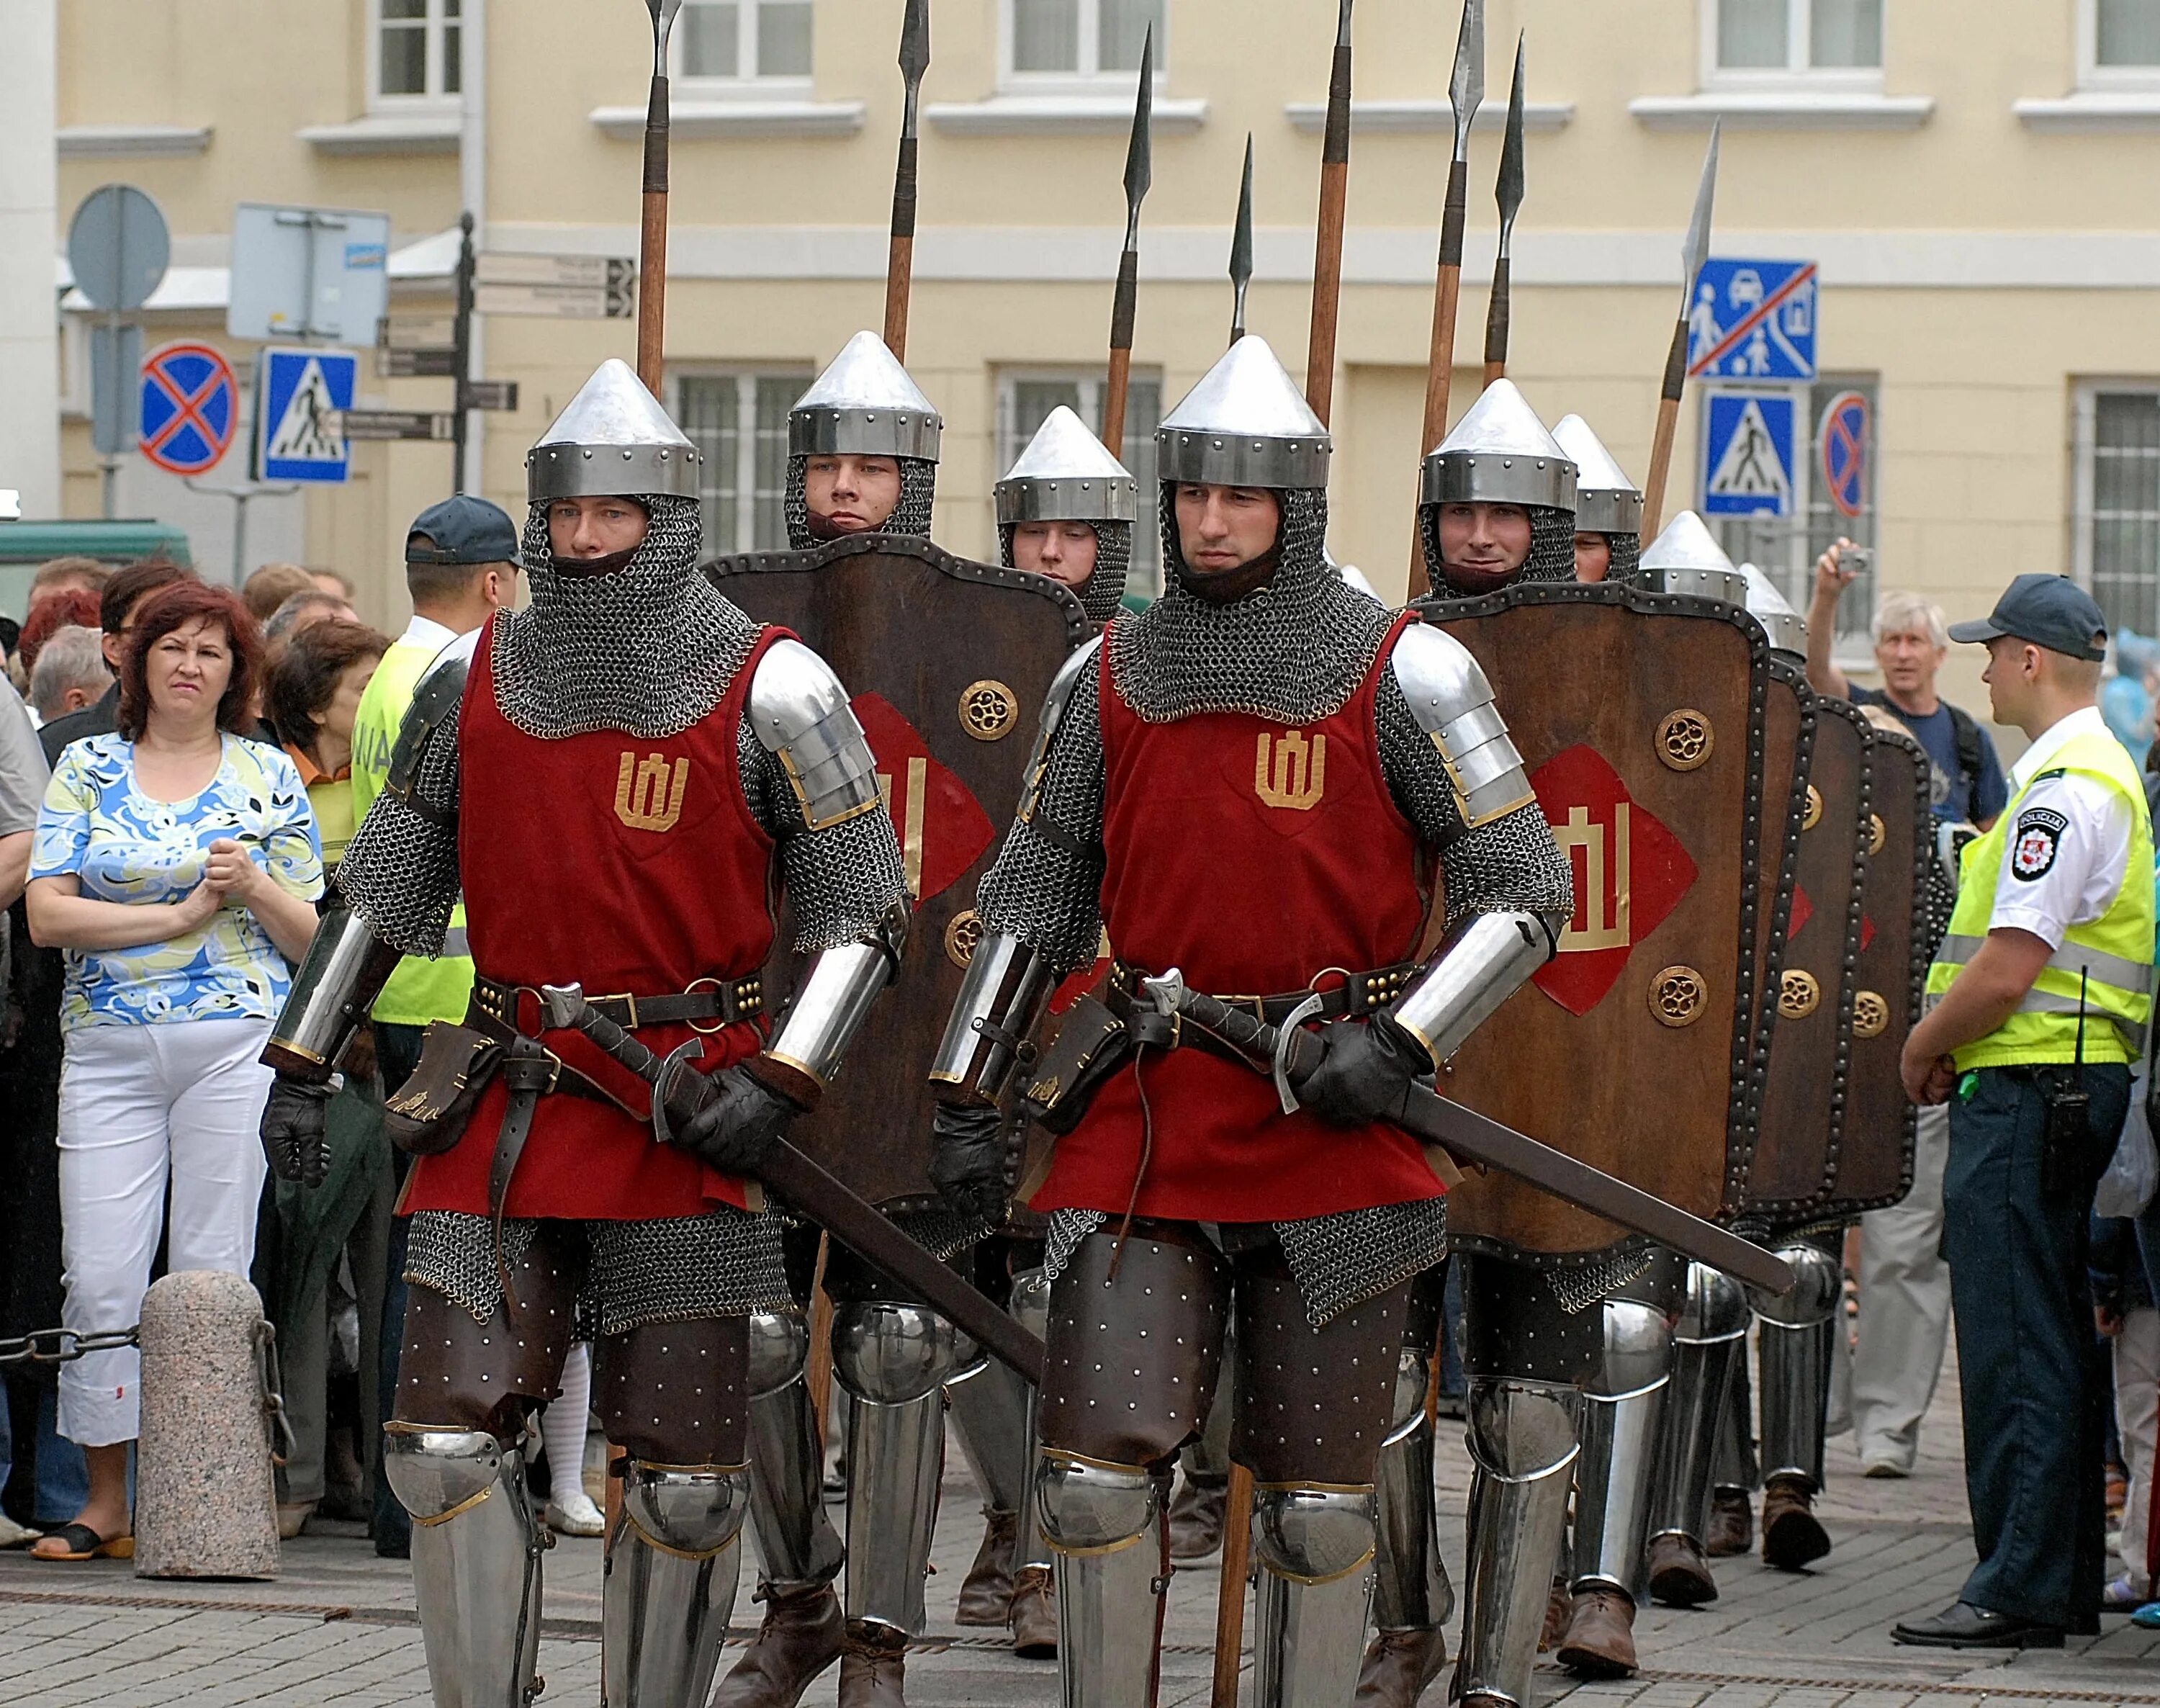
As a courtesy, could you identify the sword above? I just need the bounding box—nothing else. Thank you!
[1139,968,1794,1295]
[634,0,683,396]
[884,0,931,361]
[536,983,1047,1384]
[1102,23,1153,455]
[1643,123,1719,540]
[1481,32,1526,389]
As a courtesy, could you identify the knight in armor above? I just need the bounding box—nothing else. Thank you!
[256,359,910,1708]
[1419,379,1579,598]
[995,403,1138,626]
[1550,415,1643,587]
[784,329,940,549]
[930,334,1574,1708]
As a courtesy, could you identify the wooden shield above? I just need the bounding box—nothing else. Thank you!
[1423,581,1770,1259]
[1822,722,1930,1215]
[1742,693,1870,1215]
[707,534,1087,1208]
[1743,662,1818,1132]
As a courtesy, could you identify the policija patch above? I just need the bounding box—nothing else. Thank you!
[2010,806,2068,882]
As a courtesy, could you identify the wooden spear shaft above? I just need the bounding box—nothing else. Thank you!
[634,65,670,394]
[1305,16,1354,425]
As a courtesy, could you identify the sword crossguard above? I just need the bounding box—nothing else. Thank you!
[1141,967,1188,1018]
[649,1038,704,1147]
[1272,992,1326,1116]
[538,982,587,1032]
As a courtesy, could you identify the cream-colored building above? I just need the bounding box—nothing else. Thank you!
[42,0,2160,706]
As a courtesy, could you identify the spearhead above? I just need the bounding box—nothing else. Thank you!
[1449,0,1485,166]
[1121,23,1153,249]
[1679,121,1719,315]
[644,0,682,68]
[1494,32,1525,253]
[1229,132,1254,343]
[1336,0,1355,49]
[898,0,930,136]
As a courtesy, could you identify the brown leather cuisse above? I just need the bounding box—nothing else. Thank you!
[1231,1252,1408,1486]
[596,1316,750,1465]
[396,1221,582,1434]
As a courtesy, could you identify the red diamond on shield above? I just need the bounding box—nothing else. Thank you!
[850,693,995,907]
[1788,883,1813,941]
[1529,745,1698,1015]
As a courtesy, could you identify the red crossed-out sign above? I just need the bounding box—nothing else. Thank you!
[138,341,238,475]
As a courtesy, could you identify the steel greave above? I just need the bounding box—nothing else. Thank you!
[1751,1244,1842,1491]
[1372,1347,1452,1632]
[744,1313,845,1591]
[383,1425,546,1708]
[1039,1454,1167,1708]
[1647,1265,1748,1548]
[1010,1268,1056,1577]
[948,1352,1033,1514]
[1251,1485,1377,1708]
[602,1462,751,1708]
[1571,1381,1668,1601]
[1454,1380,1580,1708]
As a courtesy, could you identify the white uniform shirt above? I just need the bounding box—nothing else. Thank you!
[1986,704,2135,950]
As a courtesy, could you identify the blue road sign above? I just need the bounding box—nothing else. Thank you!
[256,346,355,483]
[139,342,238,475]
[1702,391,1796,518]
[1687,258,1817,382]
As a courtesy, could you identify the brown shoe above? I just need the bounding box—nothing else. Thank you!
[1760,1474,1831,1571]
[1009,1563,1058,1660]
[1705,1487,1753,1557]
[1556,1587,1639,1678]
[1539,1581,1572,1652]
[1169,1474,1228,1561]
[711,1580,845,1708]
[837,1619,909,1708]
[955,1507,1017,1627]
[1645,1533,1718,1608]
[1354,1624,1446,1705]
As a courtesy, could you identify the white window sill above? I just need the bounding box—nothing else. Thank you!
[590,99,864,140]
[924,94,1207,136]
[298,114,462,155]
[1629,91,1934,130]
[2015,91,2160,130]
[1283,99,1572,136]
[56,124,212,158]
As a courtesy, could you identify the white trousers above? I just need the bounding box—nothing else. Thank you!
[55,1016,273,1447]
[2117,1308,2160,1588]
[1850,1099,1953,1472]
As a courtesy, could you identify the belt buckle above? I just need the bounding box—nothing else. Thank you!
[541,1049,562,1095]
[684,976,726,1036]
[593,991,639,1030]
[512,985,547,1034]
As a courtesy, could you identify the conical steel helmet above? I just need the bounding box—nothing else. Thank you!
[994,405,1140,525]
[1551,414,1643,536]
[1740,560,1807,658]
[1422,379,1577,513]
[526,358,702,502]
[1156,335,1331,490]
[788,330,943,462]
[1639,510,1747,607]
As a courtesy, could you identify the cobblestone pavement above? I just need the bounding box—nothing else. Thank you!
[4,1339,2159,1707]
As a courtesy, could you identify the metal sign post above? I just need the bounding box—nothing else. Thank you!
[68,184,171,518]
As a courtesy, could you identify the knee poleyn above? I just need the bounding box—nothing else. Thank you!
[1465,1379,1580,1479]
[1675,1262,1750,1344]
[621,1460,751,1560]
[1008,1267,1052,1338]
[1037,1452,1159,1554]
[1591,1297,1674,1399]
[746,1310,810,1400]
[1252,1485,1377,1584]
[382,1424,513,1524]
[832,1301,974,1404]
[1748,1245,1841,1328]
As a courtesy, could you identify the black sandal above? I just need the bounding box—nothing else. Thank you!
[29,1521,134,1562]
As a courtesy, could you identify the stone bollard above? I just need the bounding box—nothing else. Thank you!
[134,1269,282,1580]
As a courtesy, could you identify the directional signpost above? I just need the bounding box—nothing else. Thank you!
[338,410,457,443]
[1702,391,1796,518]
[474,253,636,319]
[1687,258,1817,382]
[256,347,357,483]
[138,342,238,476]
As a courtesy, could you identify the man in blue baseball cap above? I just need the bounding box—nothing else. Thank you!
[1894,573,2154,1649]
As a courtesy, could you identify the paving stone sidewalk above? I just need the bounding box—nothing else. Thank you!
[4,1338,2158,1707]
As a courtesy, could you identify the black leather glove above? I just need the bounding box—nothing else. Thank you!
[671,1064,803,1176]
[261,1076,335,1187]
[1296,1013,1431,1129]
[929,1102,1009,1223]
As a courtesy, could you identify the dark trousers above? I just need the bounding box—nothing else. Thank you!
[1944,1061,2130,1632]
[370,1021,426,1558]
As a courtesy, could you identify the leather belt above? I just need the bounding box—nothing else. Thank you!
[473,972,763,1037]
[1107,960,1419,1028]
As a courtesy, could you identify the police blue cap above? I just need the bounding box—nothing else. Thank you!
[1946,573,2107,663]
[406,495,518,567]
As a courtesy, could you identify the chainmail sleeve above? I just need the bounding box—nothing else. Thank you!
[974,660,1106,977]
[1373,661,1572,932]
[335,708,464,956]
[736,716,907,953]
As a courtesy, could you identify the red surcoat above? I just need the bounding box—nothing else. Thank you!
[1031,614,1446,1224]
[400,620,783,1221]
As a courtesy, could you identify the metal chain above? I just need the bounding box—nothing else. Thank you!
[0,1325,140,1367]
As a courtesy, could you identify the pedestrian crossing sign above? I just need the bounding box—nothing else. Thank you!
[255,346,356,484]
[1701,391,1796,518]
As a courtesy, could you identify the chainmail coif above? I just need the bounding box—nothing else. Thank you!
[1606,529,1642,585]
[498,492,761,741]
[1418,501,1578,597]
[999,519,1130,624]
[1109,485,1395,726]
[784,455,937,550]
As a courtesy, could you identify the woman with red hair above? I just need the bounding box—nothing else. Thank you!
[22,581,323,1561]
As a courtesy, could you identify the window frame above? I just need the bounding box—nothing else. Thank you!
[2071,377,2160,637]
[2080,0,2160,91]
[368,0,462,112]
[999,0,1166,96]
[1701,0,1884,93]
[672,366,815,557]
[996,364,1166,600]
[670,0,816,97]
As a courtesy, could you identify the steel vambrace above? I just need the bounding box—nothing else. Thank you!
[764,899,908,1094]
[262,906,405,1081]
[927,928,1056,1105]
[1388,909,1554,1069]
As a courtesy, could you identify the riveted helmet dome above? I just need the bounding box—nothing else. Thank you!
[1639,510,1748,608]
[1739,560,1807,658]
[995,405,1140,526]
[1550,414,1642,536]
[1421,379,1577,513]
[1156,336,1331,491]
[526,359,702,503]
[788,330,943,464]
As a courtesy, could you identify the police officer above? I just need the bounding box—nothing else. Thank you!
[1892,574,2155,1649]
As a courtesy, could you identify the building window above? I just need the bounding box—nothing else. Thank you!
[677,371,812,556]
[2078,385,2160,637]
[676,0,813,85]
[2084,0,2160,86]
[998,369,1163,598]
[373,0,462,106]
[1708,0,1881,82]
[1006,0,1163,84]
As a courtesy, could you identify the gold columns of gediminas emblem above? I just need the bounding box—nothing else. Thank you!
[1254,730,1327,812]
[614,752,690,832]
[1552,801,1630,952]
[877,758,930,898]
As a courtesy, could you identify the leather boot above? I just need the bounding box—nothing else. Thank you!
[1645,1534,1718,1608]
[1354,1625,1446,1706]
[1009,1563,1058,1660]
[1760,1474,1831,1571]
[1705,1487,1753,1557]
[1169,1473,1228,1561]
[837,1619,909,1708]
[1556,1587,1639,1679]
[955,1507,1017,1627]
[711,1579,845,1708]
[1539,1581,1572,1652]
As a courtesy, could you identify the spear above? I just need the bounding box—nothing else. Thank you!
[884,0,930,360]
[634,0,683,395]
[1305,0,1354,425]
[1418,0,1484,457]
[1228,133,1254,346]
[1102,24,1153,457]
[1481,33,1526,389]
[1642,123,1719,541]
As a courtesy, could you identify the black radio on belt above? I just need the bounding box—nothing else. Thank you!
[2040,972,2092,1197]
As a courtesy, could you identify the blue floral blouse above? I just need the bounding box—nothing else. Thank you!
[31,733,324,1030]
